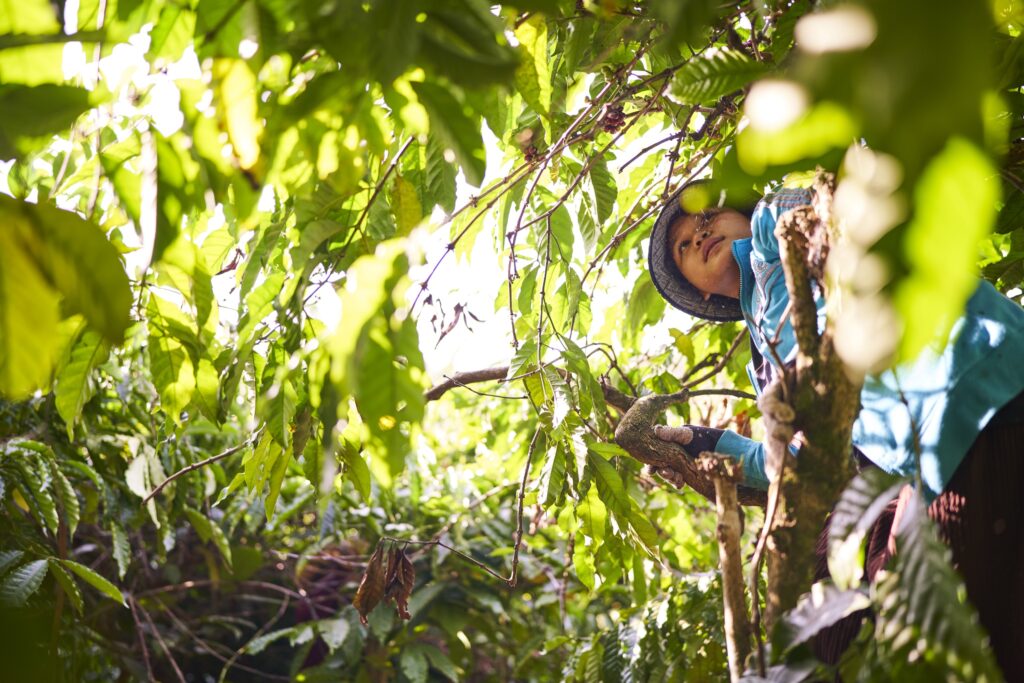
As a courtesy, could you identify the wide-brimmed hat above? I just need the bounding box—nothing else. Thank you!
[647,184,748,322]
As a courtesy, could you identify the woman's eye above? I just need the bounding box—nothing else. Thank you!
[679,240,691,252]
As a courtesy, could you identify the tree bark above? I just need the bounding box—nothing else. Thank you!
[698,453,752,681]
[762,175,864,617]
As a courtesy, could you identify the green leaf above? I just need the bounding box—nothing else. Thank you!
[10,457,59,534]
[185,507,233,567]
[0,84,92,158]
[773,583,870,656]
[0,550,24,577]
[539,445,567,508]
[0,220,63,399]
[260,375,298,450]
[317,617,350,653]
[514,15,551,118]
[895,138,1000,361]
[573,531,597,591]
[246,625,299,654]
[400,645,429,683]
[340,438,371,502]
[624,275,666,343]
[0,195,132,344]
[0,560,48,606]
[264,448,292,521]
[411,81,487,187]
[60,559,126,606]
[589,156,617,226]
[148,4,195,61]
[872,493,1002,681]
[148,330,196,424]
[290,219,346,272]
[110,523,131,579]
[828,468,905,590]
[670,48,768,105]
[587,450,630,517]
[55,328,109,437]
[577,485,607,546]
[49,459,80,539]
[193,357,221,424]
[48,558,84,614]
[422,643,459,682]
[424,136,457,212]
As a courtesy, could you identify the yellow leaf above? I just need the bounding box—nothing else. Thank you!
[215,59,261,170]
[390,175,423,236]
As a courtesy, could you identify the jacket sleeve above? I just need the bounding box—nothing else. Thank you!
[749,187,815,265]
[669,426,770,490]
[712,430,771,490]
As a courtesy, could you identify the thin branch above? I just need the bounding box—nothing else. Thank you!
[218,594,290,683]
[137,600,187,683]
[618,129,685,174]
[509,429,541,588]
[128,597,156,683]
[141,432,260,505]
[424,367,509,401]
[158,603,292,681]
[682,330,747,390]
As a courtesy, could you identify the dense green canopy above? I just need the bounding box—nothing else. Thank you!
[1,0,1022,680]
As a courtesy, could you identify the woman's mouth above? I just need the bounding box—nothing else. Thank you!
[702,236,724,262]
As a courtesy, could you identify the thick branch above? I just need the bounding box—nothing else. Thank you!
[423,365,637,411]
[698,453,751,682]
[763,173,864,615]
[614,393,766,507]
[426,367,763,506]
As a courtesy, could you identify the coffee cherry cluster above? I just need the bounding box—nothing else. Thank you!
[602,104,625,133]
[523,144,542,164]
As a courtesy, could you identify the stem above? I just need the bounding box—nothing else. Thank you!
[141,431,260,505]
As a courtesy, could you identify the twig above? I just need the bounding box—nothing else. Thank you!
[158,603,292,681]
[128,597,156,683]
[141,432,259,505]
[218,594,290,683]
[617,130,686,173]
[137,599,187,683]
[682,330,747,390]
[424,367,509,400]
[509,429,541,588]
[380,429,540,589]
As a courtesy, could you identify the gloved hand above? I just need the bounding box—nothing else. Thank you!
[653,424,724,457]
[651,424,726,488]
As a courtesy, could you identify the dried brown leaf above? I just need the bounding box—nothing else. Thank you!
[353,544,386,625]
[388,550,416,620]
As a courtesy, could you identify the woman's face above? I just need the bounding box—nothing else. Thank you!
[669,208,752,300]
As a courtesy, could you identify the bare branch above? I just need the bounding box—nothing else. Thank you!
[142,432,260,505]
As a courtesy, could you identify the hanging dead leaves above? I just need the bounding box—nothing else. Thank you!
[353,543,416,625]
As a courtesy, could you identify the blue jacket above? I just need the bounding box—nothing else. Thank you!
[710,188,1024,500]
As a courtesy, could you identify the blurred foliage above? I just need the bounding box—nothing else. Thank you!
[0,0,1021,680]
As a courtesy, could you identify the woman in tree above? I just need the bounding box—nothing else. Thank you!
[646,181,1024,675]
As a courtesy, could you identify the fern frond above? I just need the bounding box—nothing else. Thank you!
[872,494,1002,682]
